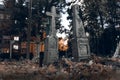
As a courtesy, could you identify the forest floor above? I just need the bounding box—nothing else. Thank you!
[0,56,120,80]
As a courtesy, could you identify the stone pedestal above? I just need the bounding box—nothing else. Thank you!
[72,38,90,61]
[44,36,58,64]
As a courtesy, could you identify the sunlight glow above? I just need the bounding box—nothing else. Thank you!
[60,12,70,30]
[0,0,3,5]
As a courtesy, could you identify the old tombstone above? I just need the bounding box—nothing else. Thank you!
[44,6,59,64]
[113,41,120,58]
[72,4,90,61]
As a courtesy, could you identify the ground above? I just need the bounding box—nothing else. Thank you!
[0,56,120,80]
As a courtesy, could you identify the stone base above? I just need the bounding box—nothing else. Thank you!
[72,37,90,61]
[44,36,58,64]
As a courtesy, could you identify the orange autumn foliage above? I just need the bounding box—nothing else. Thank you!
[58,38,68,51]
[40,42,45,52]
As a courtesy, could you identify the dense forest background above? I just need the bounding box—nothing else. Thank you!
[1,0,120,57]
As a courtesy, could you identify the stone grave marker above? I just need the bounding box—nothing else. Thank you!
[44,6,59,64]
[113,41,120,58]
[72,4,90,61]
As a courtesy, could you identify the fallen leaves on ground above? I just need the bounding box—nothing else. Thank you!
[0,56,119,80]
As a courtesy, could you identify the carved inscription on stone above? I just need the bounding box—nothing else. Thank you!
[79,45,88,56]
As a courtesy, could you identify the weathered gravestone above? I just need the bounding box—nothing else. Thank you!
[72,4,90,61]
[44,6,59,64]
[113,41,120,58]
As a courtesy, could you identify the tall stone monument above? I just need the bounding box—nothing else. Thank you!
[72,4,90,61]
[113,41,120,58]
[44,6,59,64]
